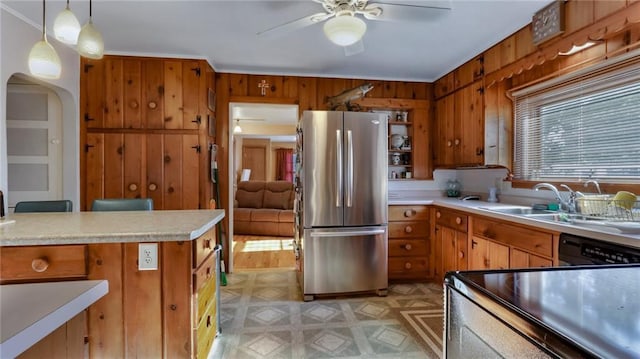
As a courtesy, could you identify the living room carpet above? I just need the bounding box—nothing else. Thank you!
[209,269,444,359]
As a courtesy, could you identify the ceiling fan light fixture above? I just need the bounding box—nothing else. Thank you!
[53,1,81,45]
[29,0,62,79]
[323,15,366,47]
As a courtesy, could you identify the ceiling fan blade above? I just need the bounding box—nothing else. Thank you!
[344,40,365,57]
[364,1,452,22]
[257,12,331,38]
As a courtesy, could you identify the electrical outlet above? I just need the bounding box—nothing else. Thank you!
[138,243,158,271]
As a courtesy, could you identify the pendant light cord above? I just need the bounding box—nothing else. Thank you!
[89,0,92,19]
[41,0,46,38]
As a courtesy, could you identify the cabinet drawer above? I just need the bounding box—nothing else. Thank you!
[388,239,429,257]
[388,257,429,278]
[196,304,217,359]
[435,208,468,232]
[193,228,216,269]
[473,217,554,257]
[194,255,217,326]
[389,221,428,238]
[389,205,429,221]
[0,245,87,283]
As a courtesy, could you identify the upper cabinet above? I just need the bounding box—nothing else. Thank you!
[82,57,209,130]
[433,80,485,167]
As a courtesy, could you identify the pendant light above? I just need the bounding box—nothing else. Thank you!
[53,0,81,45]
[77,0,104,59]
[233,119,242,134]
[28,0,62,79]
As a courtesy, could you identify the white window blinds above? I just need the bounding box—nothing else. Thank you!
[512,53,640,182]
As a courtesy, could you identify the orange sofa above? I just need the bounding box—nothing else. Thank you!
[233,181,294,237]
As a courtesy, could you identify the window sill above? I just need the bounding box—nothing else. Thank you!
[511,180,640,195]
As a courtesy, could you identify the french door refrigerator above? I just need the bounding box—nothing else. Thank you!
[295,110,388,301]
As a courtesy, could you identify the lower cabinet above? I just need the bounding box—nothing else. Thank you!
[434,208,469,280]
[469,236,509,270]
[87,228,218,358]
[388,205,430,280]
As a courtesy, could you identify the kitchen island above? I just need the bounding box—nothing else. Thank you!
[0,209,224,358]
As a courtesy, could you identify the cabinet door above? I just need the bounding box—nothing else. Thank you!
[82,58,105,129]
[470,236,509,270]
[434,94,455,167]
[455,81,484,166]
[511,249,553,269]
[440,226,458,276]
[161,134,200,210]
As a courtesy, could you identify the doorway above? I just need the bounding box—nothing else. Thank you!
[228,102,298,272]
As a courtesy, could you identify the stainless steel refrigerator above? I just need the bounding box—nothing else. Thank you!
[294,110,388,301]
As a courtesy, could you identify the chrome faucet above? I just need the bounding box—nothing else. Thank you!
[533,183,577,213]
[583,179,602,194]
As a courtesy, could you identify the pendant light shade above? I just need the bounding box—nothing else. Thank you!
[77,0,104,59]
[323,15,366,47]
[53,1,80,45]
[233,119,242,134]
[29,0,61,79]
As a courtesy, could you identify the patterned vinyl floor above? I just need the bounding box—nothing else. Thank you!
[209,269,444,359]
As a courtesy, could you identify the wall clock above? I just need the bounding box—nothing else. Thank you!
[532,0,565,45]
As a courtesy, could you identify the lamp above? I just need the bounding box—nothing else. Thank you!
[558,41,598,56]
[53,0,80,45]
[233,119,242,134]
[28,0,62,79]
[77,0,104,59]
[323,14,366,47]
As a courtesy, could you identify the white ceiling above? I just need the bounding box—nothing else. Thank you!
[3,0,551,82]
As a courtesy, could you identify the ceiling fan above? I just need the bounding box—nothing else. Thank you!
[257,0,452,56]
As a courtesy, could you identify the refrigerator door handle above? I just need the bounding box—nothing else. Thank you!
[336,129,343,208]
[310,228,386,237]
[346,129,353,208]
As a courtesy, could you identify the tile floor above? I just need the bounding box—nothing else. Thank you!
[209,269,444,359]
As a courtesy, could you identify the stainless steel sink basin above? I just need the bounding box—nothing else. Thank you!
[480,207,553,215]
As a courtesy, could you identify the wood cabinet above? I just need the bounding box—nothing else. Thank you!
[87,228,218,358]
[471,216,558,269]
[388,205,430,280]
[81,55,215,211]
[433,207,468,280]
[353,98,432,179]
[433,81,484,168]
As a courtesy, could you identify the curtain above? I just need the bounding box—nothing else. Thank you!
[275,148,294,182]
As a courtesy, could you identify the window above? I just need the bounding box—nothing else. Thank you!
[513,53,640,182]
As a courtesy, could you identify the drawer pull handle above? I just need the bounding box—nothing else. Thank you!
[128,183,138,192]
[204,239,211,249]
[404,210,414,217]
[436,211,441,219]
[458,251,465,259]
[404,244,413,250]
[455,217,462,225]
[404,262,412,269]
[31,257,49,273]
[206,315,212,328]
[404,226,413,233]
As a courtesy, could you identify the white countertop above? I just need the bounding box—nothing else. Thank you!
[389,191,640,249]
[0,209,225,246]
[0,280,109,358]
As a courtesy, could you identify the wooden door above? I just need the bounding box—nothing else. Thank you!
[242,146,267,181]
[434,94,455,167]
[440,226,458,277]
[487,240,509,270]
[470,236,509,270]
[469,236,488,270]
[457,81,484,166]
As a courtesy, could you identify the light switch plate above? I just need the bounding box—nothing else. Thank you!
[138,243,158,270]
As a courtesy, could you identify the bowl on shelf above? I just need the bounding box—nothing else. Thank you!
[390,134,404,149]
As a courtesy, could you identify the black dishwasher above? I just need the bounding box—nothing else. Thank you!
[558,232,640,266]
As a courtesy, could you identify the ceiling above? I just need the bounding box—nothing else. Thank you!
[3,0,552,82]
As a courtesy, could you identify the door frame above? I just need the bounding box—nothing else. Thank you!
[226,97,298,273]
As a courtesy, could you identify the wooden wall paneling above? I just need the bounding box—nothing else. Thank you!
[164,61,184,129]
[594,0,626,20]
[123,243,162,358]
[361,79,385,98]
[143,59,165,129]
[123,59,142,129]
[514,26,535,60]
[163,134,183,210]
[455,56,483,89]
[85,133,104,210]
[316,78,350,109]
[104,134,124,198]
[146,134,164,210]
[105,58,124,128]
[297,77,317,113]
[565,0,594,33]
[434,72,455,98]
[214,73,230,262]
[282,76,299,98]
[247,75,284,97]
[161,241,193,359]
[83,58,105,128]
[200,63,215,209]
[412,106,431,179]
[88,244,125,358]
[483,44,501,75]
[183,60,202,130]
[124,133,144,199]
[182,134,201,209]
[500,34,516,69]
[382,81,398,98]
[228,74,249,96]
[395,82,427,99]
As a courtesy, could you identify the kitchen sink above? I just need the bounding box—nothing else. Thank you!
[480,207,553,215]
